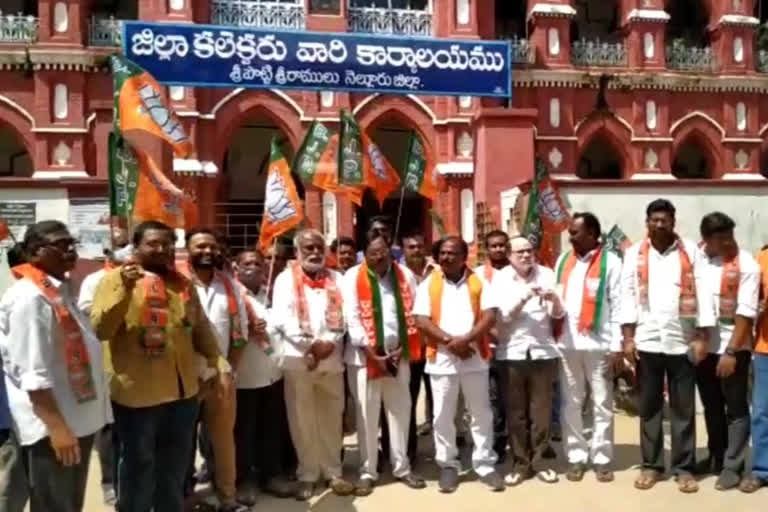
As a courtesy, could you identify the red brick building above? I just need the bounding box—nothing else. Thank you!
[2,0,768,254]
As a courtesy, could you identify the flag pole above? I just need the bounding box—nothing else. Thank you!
[393,185,406,243]
[264,238,279,307]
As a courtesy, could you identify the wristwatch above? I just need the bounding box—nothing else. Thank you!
[724,347,737,357]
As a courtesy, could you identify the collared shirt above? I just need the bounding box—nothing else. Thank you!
[192,272,249,380]
[405,260,438,285]
[77,268,107,316]
[0,275,112,446]
[473,263,507,288]
[237,290,282,389]
[700,249,759,354]
[271,267,345,373]
[555,249,622,352]
[619,238,716,355]
[492,264,564,361]
[413,269,495,375]
[90,269,229,408]
[342,263,417,367]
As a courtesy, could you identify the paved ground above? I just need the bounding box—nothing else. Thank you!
[75,409,766,512]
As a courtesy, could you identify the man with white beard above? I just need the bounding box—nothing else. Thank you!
[271,229,355,501]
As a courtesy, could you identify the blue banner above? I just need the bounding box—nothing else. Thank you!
[122,21,511,98]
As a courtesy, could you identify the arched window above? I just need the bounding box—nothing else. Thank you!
[578,136,623,179]
[672,137,711,179]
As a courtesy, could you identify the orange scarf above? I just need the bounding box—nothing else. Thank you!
[756,249,768,354]
[425,268,491,362]
[356,262,421,378]
[11,264,96,403]
[717,252,741,324]
[236,280,272,354]
[177,262,246,349]
[557,247,608,334]
[291,261,343,336]
[637,237,697,319]
[140,270,191,357]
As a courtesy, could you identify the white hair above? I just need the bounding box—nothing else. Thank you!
[293,228,325,249]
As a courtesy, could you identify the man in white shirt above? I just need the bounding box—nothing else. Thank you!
[554,213,622,483]
[414,236,503,493]
[343,236,426,496]
[620,199,715,493]
[75,226,128,508]
[231,249,295,504]
[271,229,354,500]
[181,229,249,512]
[695,212,758,490]
[474,230,511,464]
[0,221,111,511]
[492,236,565,486]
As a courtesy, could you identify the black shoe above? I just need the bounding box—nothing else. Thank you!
[354,477,375,497]
[479,471,505,492]
[398,472,426,489]
[715,470,741,491]
[438,467,459,493]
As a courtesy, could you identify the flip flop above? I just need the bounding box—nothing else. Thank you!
[676,474,699,494]
[739,476,765,494]
[634,469,661,490]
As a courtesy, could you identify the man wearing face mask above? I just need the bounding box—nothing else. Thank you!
[176,228,249,512]
[620,199,714,493]
[695,212,758,491]
[0,221,111,511]
[271,229,354,500]
[91,221,231,512]
[76,226,129,507]
[231,249,295,503]
[343,236,426,496]
[492,236,565,486]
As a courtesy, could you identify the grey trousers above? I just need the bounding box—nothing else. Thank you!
[0,430,28,512]
[22,434,94,512]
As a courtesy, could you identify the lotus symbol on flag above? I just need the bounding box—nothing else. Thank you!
[366,142,388,180]
[540,182,568,224]
[264,168,297,222]
[137,84,188,144]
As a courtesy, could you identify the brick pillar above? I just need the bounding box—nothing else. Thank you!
[711,20,757,75]
[473,108,538,228]
[529,1,576,69]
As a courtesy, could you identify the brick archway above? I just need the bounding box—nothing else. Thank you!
[575,112,633,178]
[353,95,438,165]
[211,90,303,172]
[0,102,36,174]
[671,118,723,178]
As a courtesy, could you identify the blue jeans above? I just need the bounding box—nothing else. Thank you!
[114,398,198,512]
[753,354,768,480]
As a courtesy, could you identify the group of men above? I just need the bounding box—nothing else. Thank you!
[1,197,768,512]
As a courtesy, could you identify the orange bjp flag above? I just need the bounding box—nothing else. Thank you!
[362,133,401,207]
[312,133,364,206]
[259,138,304,251]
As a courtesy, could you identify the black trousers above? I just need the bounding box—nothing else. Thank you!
[407,359,433,461]
[695,352,751,474]
[499,358,557,473]
[638,351,696,475]
[489,360,508,460]
[21,435,93,512]
[234,380,296,486]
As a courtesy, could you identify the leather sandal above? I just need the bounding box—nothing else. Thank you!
[634,469,661,490]
[675,473,699,494]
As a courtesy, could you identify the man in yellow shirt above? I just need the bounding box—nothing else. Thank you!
[90,220,232,512]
